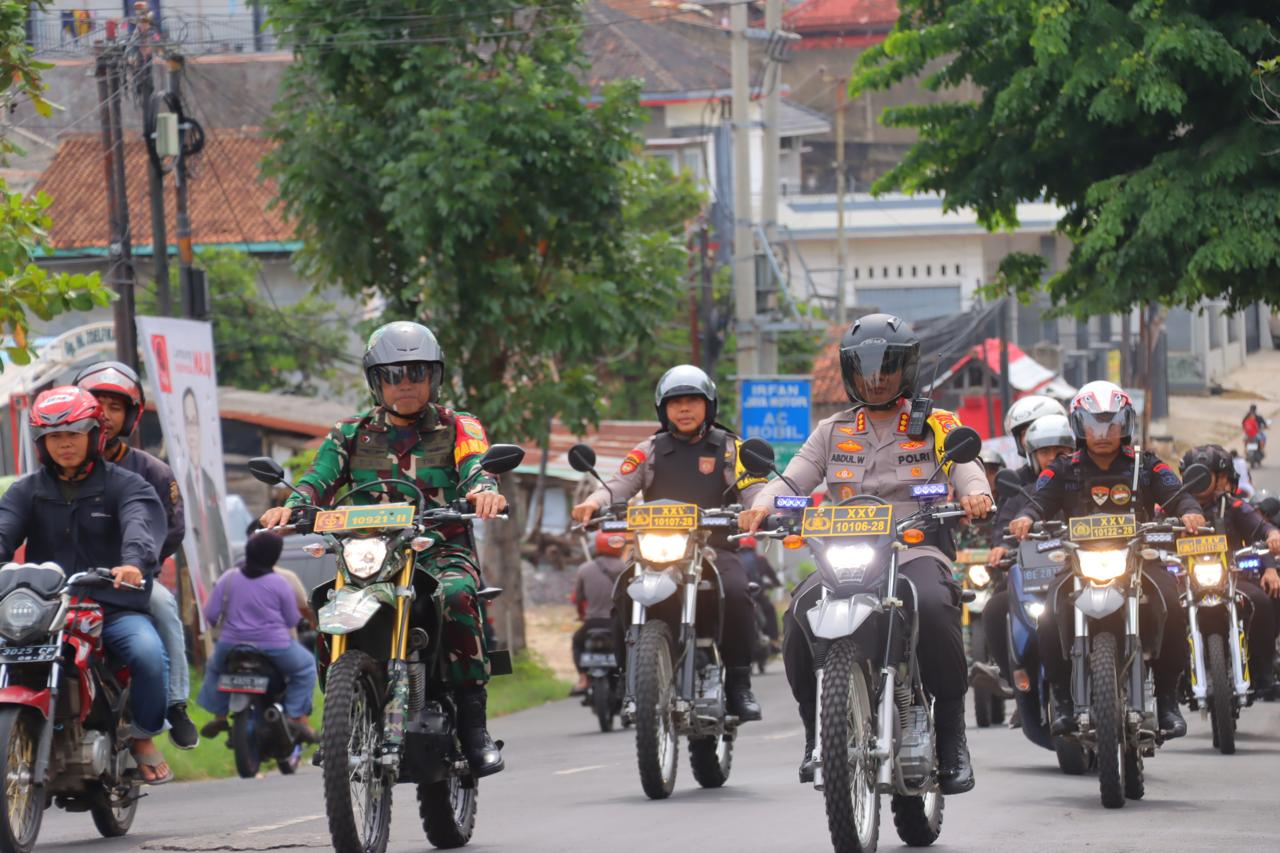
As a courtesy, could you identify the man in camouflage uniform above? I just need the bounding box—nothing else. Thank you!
[260,321,507,776]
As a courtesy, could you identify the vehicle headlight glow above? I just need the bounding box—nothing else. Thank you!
[1192,559,1224,589]
[342,538,389,579]
[636,532,689,564]
[1077,549,1128,584]
[967,564,991,588]
[826,544,875,572]
[0,590,54,642]
[1023,601,1046,620]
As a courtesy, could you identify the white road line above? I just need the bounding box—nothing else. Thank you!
[242,814,325,834]
[763,728,804,741]
[554,764,608,776]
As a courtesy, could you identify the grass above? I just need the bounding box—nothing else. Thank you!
[166,649,567,781]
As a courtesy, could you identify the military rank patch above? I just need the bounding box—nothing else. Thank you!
[620,449,646,475]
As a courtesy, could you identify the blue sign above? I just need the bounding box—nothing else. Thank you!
[740,378,811,468]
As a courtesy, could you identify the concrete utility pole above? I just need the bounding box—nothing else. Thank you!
[167,53,198,318]
[833,75,850,324]
[96,44,139,372]
[136,12,172,316]
[758,0,782,374]
[730,1,758,379]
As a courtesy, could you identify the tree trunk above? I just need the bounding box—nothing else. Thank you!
[481,472,527,653]
[1138,303,1167,448]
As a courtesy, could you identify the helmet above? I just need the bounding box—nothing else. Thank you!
[1003,395,1067,456]
[1069,381,1136,446]
[1023,414,1075,472]
[654,365,717,431]
[29,386,107,467]
[1180,444,1232,483]
[978,448,1006,470]
[594,530,626,557]
[74,360,145,437]
[838,313,919,408]
[363,322,445,406]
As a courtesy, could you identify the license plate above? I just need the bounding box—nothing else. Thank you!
[0,645,59,664]
[218,674,270,694]
[1176,535,1228,557]
[579,652,616,668]
[314,504,416,533]
[627,503,698,531]
[1068,514,1137,541]
[801,504,893,538]
[1019,564,1059,592]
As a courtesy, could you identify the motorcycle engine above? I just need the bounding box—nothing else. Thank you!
[70,731,112,778]
[897,706,935,785]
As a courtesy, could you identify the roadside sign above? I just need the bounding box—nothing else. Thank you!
[740,376,811,469]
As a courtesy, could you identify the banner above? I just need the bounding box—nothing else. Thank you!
[136,317,232,607]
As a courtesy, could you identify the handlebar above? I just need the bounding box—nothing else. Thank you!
[67,568,144,592]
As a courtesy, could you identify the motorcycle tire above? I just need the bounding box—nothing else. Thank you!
[0,707,43,853]
[592,678,614,733]
[88,782,137,838]
[279,744,303,776]
[1123,748,1144,801]
[418,776,478,849]
[1091,633,1126,809]
[821,637,881,853]
[322,651,393,853]
[689,735,733,788]
[1207,633,1236,755]
[634,621,679,800]
[232,710,262,779]
[1053,736,1089,776]
[891,791,944,848]
[973,687,994,728]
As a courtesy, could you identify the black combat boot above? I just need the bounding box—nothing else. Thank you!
[1050,682,1076,736]
[457,687,505,777]
[726,666,762,722]
[799,701,816,784]
[1156,691,1186,739]
[934,698,975,795]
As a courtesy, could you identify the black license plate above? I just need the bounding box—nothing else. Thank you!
[1019,564,1059,592]
[0,645,58,664]
[218,674,270,694]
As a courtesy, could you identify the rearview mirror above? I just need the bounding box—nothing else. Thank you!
[568,443,597,473]
[479,444,525,475]
[994,468,1024,501]
[248,457,286,486]
[739,438,777,477]
[941,426,982,465]
[1180,463,1212,496]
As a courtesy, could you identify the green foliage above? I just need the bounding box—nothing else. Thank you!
[852,1,1280,316]
[0,1,110,369]
[136,248,348,395]
[266,0,703,443]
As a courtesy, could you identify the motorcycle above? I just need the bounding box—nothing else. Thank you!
[1245,438,1263,469]
[955,545,1006,728]
[577,625,624,733]
[752,578,779,676]
[247,443,524,853]
[740,427,983,853]
[567,443,752,801]
[215,645,306,778]
[0,563,146,853]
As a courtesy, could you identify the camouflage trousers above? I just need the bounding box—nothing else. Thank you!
[420,542,489,687]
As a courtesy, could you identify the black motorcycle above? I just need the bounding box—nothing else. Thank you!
[752,579,779,675]
[578,625,624,732]
[216,646,305,778]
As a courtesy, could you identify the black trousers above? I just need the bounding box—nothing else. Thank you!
[783,556,968,722]
[982,589,1013,682]
[572,618,615,673]
[1038,564,1186,695]
[1234,579,1275,685]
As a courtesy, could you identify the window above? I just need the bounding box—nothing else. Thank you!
[911,266,917,277]
[897,266,903,278]
[926,265,932,276]
[853,267,859,280]
[853,286,962,323]
[1227,313,1240,343]
[868,267,874,280]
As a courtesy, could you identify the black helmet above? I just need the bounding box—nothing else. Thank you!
[654,365,717,431]
[839,313,919,408]
[1180,444,1231,485]
[363,321,445,406]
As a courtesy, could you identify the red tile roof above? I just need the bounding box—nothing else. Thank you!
[32,129,292,252]
[811,323,848,405]
[784,0,898,33]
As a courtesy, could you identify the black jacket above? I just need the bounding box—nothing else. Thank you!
[1197,493,1278,551]
[0,462,167,612]
[106,442,185,560]
[1021,448,1201,523]
[991,464,1040,546]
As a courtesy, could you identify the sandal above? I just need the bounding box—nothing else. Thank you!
[131,744,174,786]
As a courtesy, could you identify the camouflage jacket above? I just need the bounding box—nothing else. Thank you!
[286,405,498,514]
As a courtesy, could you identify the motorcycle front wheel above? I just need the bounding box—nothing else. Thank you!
[634,621,679,800]
[1207,633,1236,755]
[0,707,43,853]
[418,774,477,850]
[1090,632,1126,809]
[322,651,393,853]
[821,637,881,853]
[689,734,733,788]
[892,790,944,848]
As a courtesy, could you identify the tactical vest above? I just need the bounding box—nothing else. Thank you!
[649,428,736,548]
[1066,451,1142,520]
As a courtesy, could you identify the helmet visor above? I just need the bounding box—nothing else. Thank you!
[840,342,914,406]
[371,362,432,387]
[1074,410,1129,442]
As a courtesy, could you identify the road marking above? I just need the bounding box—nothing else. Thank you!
[243,814,324,834]
[764,728,804,741]
[554,764,608,776]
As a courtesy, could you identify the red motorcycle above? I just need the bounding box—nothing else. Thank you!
[0,563,145,852]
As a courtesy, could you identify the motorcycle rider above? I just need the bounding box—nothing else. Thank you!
[739,314,993,794]
[259,321,509,776]
[570,364,768,721]
[0,387,172,783]
[569,530,628,696]
[1179,445,1280,699]
[75,361,198,749]
[1242,404,1268,455]
[978,447,1006,497]
[984,395,1068,569]
[1009,380,1206,738]
[738,536,781,650]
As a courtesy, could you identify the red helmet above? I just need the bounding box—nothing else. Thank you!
[74,360,145,437]
[595,530,626,557]
[29,386,107,466]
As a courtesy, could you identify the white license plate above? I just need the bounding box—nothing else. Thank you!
[579,652,617,668]
[218,674,270,694]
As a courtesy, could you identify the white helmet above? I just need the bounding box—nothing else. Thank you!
[1004,394,1068,456]
[1023,414,1075,472]
[1069,380,1136,446]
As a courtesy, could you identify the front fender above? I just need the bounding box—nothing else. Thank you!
[807,593,881,640]
[318,583,395,635]
[627,570,679,608]
[1073,584,1126,620]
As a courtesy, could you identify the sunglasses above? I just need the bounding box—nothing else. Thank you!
[373,363,431,386]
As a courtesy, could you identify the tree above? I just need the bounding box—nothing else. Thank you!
[266,0,702,649]
[852,1,1280,316]
[0,0,112,368]
[137,248,351,395]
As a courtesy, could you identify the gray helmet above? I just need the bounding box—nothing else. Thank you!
[655,364,717,431]
[363,321,445,405]
[1023,414,1074,472]
[978,448,1006,470]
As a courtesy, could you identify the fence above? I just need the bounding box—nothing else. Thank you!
[26,8,278,57]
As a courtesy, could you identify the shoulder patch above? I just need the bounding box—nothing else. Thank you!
[452,413,490,465]
[456,414,486,441]
[1035,469,1055,490]
[169,481,180,505]
[620,449,646,476]
[1153,462,1171,473]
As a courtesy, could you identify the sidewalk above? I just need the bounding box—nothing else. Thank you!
[1151,347,1280,455]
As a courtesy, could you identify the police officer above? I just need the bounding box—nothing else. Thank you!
[571,365,767,720]
[739,314,993,794]
[1009,380,1206,738]
[260,321,508,776]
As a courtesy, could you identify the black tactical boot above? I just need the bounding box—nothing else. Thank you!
[935,698,975,795]
[457,687,505,777]
[799,701,816,784]
[726,666,762,722]
[1157,691,1187,739]
[1050,682,1076,736]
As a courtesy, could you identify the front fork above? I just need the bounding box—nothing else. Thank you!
[1187,595,1251,704]
[624,562,702,709]
[378,556,417,771]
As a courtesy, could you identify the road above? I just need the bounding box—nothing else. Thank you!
[31,465,1280,852]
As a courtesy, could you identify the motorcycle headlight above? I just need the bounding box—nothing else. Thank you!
[1077,549,1128,584]
[342,538,389,579]
[0,591,55,643]
[967,564,991,588]
[826,544,875,572]
[1191,559,1224,589]
[1023,600,1046,620]
[636,532,690,564]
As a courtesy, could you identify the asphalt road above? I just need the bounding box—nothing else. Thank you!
[30,463,1280,853]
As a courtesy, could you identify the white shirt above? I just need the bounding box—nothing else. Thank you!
[1233,458,1255,497]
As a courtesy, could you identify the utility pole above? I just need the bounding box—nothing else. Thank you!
[167,52,197,318]
[758,0,782,374]
[97,44,139,371]
[833,74,850,324]
[136,5,172,315]
[730,1,757,379]
[700,223,714,372]
[999,298,1012,427]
